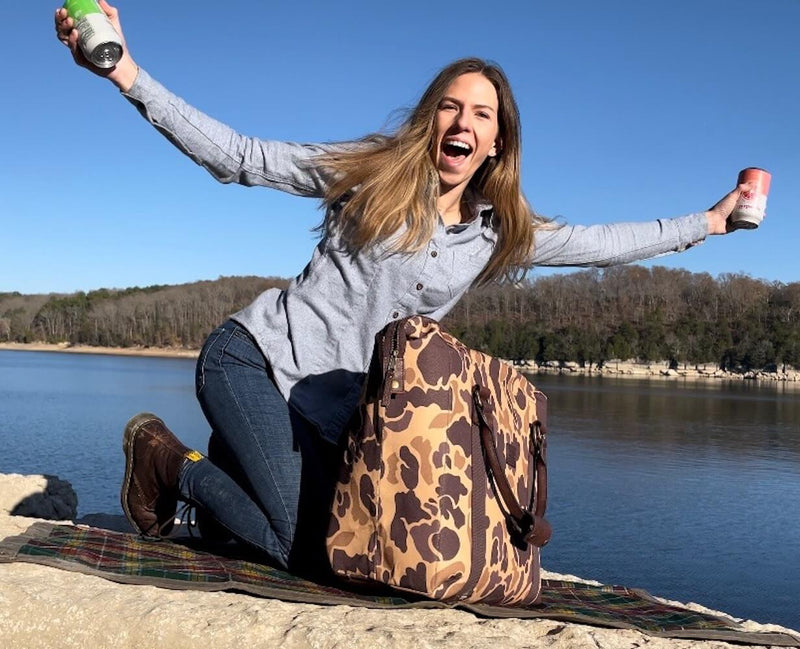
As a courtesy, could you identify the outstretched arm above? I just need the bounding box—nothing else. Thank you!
[530,184,750,267]
[55,1,344,197]
[120,70,344,196]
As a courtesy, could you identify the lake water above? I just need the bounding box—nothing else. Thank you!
[0,350,798,630]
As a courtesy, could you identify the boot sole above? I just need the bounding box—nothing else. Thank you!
[121,412,165,538]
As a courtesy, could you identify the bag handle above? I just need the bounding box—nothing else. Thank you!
[473,385,551,548]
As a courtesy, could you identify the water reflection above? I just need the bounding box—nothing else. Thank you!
[530,374,800,460]
[528,373,800,630]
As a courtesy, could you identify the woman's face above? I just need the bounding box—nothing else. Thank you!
[433,72,500,192]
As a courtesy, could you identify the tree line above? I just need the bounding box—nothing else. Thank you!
[446,266,800,372]
[2,266,798,371]
[0,276,287,349]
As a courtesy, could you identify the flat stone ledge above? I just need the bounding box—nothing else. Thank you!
[1,475,798,649]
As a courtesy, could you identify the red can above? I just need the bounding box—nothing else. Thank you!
[730,167,771,230]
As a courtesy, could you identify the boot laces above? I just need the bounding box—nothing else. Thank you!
[175,503,199,538]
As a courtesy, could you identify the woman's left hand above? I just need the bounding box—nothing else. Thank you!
[705,182,754,235]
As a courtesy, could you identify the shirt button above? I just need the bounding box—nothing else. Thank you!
[392,311,399,319]
[430,250,438,258]
[416,283,423,291]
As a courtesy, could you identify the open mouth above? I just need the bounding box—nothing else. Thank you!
[440,138,473,166]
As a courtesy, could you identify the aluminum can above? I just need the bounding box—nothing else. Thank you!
[63,0,123,69]
[729,167,771,230]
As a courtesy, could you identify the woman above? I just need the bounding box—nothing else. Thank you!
[55,2,747,577]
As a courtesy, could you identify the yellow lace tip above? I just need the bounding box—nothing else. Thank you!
[185,450,203,462]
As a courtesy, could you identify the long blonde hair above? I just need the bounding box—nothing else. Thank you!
[318,58,547,284]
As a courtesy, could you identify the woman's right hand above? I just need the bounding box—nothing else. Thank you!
[55,0,138,92]
[705,181,758,235]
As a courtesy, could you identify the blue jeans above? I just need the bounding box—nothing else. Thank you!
[179,320,341,576]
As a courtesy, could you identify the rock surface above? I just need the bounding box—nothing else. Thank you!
[0,475,797,649]
[0,473,77,520]
[523,359,800,384]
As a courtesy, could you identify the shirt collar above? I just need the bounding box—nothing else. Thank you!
[464,186,496,227]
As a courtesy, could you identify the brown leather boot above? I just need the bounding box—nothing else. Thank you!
[120,413,200,538]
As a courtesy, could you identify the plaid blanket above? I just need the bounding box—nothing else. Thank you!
[1,522,797,646]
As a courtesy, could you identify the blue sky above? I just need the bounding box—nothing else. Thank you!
[3,0,798,294]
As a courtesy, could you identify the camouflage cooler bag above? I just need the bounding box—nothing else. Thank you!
[326,315,551,606]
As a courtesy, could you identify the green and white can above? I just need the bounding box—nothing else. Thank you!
[63,0,123,69]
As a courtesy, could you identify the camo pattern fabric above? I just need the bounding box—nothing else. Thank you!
[327,316,547,606]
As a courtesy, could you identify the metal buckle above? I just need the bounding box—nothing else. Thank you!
[531,421,545,450]
[507,510,533,537]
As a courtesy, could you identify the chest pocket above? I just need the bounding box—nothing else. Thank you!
[421,246,458,303]
[449,234,494,293]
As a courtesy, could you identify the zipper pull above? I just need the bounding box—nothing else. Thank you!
[387,350,398,388]
[381,322,405,406]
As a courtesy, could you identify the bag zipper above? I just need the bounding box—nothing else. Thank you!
[381,320,405,407]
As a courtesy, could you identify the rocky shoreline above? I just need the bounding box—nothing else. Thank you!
[0,341,199,359]
[2,342,798,388]
[1,473,798,649]
[520,359,800,386]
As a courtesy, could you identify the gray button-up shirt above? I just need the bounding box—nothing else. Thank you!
[124,69,709,443]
